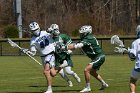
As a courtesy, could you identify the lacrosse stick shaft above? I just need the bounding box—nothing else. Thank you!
[24,52,42,65]
[8,38,42,65]
[13,43,42,65]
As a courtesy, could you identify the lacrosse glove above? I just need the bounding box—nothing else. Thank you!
[114,47,127,53]
[21,48,36,56]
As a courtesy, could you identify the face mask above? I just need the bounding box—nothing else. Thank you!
[33,29,40,36]
[80,33,85,38]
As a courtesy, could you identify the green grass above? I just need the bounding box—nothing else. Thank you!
[0,55,139,93]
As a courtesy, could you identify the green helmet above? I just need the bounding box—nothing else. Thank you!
[48,24,60,36]
[79,25,92,38]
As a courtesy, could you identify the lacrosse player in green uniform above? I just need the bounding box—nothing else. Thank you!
[68,25,108,92]
[47,24,81,87]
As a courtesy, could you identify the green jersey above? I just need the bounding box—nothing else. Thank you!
[80,34,104,59]
[53,34,73,66]
[53,34,72,45]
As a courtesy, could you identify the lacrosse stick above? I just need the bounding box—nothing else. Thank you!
[111,35,128,53]
[7,38,42,65]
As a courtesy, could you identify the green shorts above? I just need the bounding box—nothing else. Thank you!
[55,54,73,67]
[90,55,105,70]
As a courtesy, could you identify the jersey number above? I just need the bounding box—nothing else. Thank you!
[40,38,49,48]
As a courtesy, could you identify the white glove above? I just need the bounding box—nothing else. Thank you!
[114,47,127,53]
[21,48,36,56]
[67,50,73,54]
[21,48,29,53]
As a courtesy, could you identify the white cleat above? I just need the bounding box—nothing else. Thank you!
[73,73,81,83]
[76,77,81,83]
[68,80,73,87]
[44,90,52,93]
[100,83,109,90]
[80,87,91,92]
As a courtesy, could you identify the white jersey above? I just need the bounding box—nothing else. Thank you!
[131,38,140,71]
[30,31,55,56]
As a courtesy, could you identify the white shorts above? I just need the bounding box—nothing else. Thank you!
[41,54,55,68]
[131,69,140,79]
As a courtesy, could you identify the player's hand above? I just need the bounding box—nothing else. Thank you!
[114,47,127,53]
[67,50,73,54]
[21,48,29,54]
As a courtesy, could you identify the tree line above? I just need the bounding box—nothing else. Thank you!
[0,0,140,38]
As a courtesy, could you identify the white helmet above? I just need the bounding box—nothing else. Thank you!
[79,25,92,34]
[136,25,140,38]
[29,22,40,36]
[48,24,60,36]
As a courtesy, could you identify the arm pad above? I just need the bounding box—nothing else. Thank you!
[128,49,136,61]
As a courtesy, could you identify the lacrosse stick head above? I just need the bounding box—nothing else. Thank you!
[7,38,18,48]
[111,35,124,47]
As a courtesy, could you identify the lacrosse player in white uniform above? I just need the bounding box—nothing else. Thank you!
[27,21,67,93]
[129,25,140,93]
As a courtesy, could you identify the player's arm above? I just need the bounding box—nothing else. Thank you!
[61,34,73,54]
[128,49,136,61]
[22,45,37,56]
[29,45,37,56]
[128,42,136,61]
[22,41,37,56]
[67,40,90,49]
[68,42,84,49]
[62,34,72,46]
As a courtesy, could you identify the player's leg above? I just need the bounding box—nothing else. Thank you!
[64,57,81,83]
[130,77,137,93]
[42,54,55,93]
[65,66,81,83]
[90,69,108,90]
[50,60,69,77]
[44,63,53,93]
[59,60,68,68]
[89,55,108,90]
[59,69,73,87]
[80,64,92,92]
[130,69,140,93]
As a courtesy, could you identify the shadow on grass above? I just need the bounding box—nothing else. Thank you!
[7,92,42,93]
[7,89,81,93]
[29,85,67,88]
[7,85,80,93]
[53,89,81,92]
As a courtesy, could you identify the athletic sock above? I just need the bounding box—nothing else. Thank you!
[47,85,52,91]
[86,83,90,88]
[100,79,106,85]
[59,72,69,81]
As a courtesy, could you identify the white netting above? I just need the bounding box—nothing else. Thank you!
[111,35,124,47]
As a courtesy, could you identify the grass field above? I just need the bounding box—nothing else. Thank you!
[0,55,140,93]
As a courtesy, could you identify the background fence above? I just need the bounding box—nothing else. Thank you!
[0,37,136,56]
